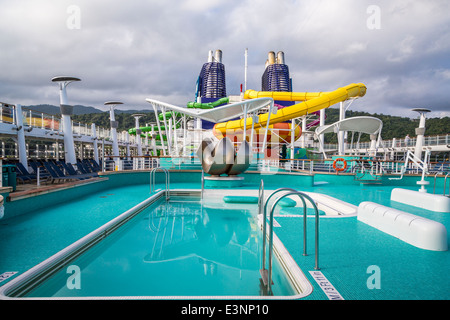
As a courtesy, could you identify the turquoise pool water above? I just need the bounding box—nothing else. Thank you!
[1,171,449,300]
[20,196,295,298]
[0,184,151,278]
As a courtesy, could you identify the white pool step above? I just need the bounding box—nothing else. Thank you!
[357,201,447,251]
[391,188,450,213]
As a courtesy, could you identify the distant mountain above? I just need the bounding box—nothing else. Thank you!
[114,109,155,114]
[24,104,104,115]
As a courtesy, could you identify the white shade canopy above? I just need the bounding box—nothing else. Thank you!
[146,97,273,123]
[315,116,382,136]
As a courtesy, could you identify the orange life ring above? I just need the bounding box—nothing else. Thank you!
[333,158,347,172]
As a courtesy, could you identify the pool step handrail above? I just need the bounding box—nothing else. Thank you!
[201,169,205,200]
[261,187,298,288]
[260,188,320,295]
[258,179,264,216]
[389,150,430,181]
[150,167,170,200]
[433,173,439,194]
[444,173,450,197]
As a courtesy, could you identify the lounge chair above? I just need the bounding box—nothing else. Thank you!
[82,159,100,173]
[76,161,99,177]
[29,161,51,179]
[51,161,92,181]
[15,162,51,184]
[89,159,101,172]
[14,162,35,183]
[57,161,96,179]
[42,162,86,183]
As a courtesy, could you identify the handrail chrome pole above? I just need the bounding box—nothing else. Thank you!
[444,173,449,196]
[265,190,320,295]
[261,188,298,283]
[201,170,205,200]
[433,173,438,194]
[258,180,266,282]
[150,167,170,201]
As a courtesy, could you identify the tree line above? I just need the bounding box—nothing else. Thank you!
[319,108,449,143]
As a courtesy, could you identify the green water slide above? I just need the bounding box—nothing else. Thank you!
[128,123,181,136]
[158,111,183,121]
[186,97,229,109]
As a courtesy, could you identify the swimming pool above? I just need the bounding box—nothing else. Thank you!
[1,170,449,300]
[0,190,311,299]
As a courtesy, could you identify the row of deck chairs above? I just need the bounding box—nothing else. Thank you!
[15,159,102,184]
[429,162,450,175]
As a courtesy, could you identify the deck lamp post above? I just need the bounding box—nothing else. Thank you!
[412,108,431,161]
[104,101,123,158]
[51,76,80,164]
[91,123,100,164]
[132,114,145,156]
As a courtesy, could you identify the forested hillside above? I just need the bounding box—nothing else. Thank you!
[321,108,449,143]
[72,111,156,133]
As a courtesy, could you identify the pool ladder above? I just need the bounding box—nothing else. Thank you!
[259,185,320,295]
[433,173,450,197]
[201,169,205,200]
[150,167,170,201]
[443,173,450,197]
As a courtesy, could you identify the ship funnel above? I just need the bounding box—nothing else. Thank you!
[276,51,285,64]
[208,50,214,62]
[214,49,223,63]
[268,51,276,65]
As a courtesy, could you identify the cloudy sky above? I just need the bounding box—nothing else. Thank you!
[1,0,449,119]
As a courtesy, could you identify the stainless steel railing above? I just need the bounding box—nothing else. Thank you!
[149,167,170,201]
[444,173,450,197]
[260,188,320,295]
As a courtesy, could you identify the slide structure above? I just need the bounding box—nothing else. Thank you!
[212,83,367,141]
[128,123,181,136]
[187,97,229,109]
[128,98,230,137]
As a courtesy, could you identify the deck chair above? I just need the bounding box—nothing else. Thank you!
[42,162,85,183]
[76,161,99,177]
[15,162,35,183]
[82,159,98,173]
[51,161,92,181]
[88,159,101,172]
[29,161,51,179]
[57,161,96,179]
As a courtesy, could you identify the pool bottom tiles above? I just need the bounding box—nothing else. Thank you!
[23,196,297,298]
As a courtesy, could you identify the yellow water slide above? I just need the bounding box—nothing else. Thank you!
[212,83,367,138]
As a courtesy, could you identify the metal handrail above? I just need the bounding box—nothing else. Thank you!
[258,179,264,216]
[150,167,170,200]
[261,188,296,283]
[261,187,300,282]
[433,172,439,194]
[260,188,319,295]
[201,169,205,200]
[444,173,450,197]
